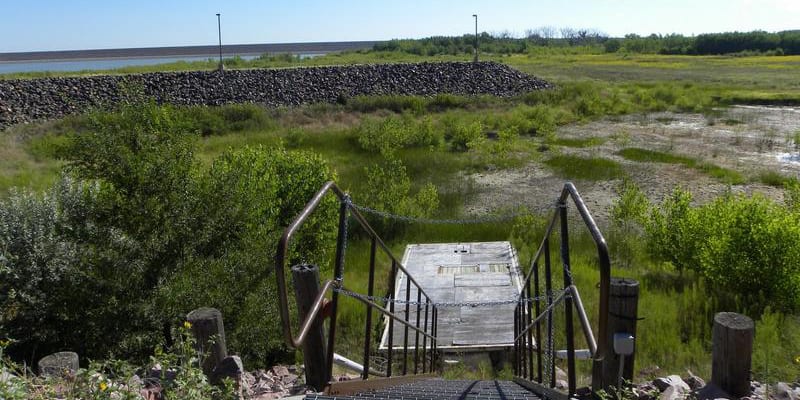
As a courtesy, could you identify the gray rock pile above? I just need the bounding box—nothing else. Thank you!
[631,373,800,400]
[0,62,551,130]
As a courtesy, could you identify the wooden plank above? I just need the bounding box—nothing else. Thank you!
[455,273,511,287]
[380,241,522,350]
[453,305,515,345]
[455,286,517,302]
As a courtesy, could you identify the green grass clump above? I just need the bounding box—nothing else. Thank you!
[757,170,800,188]
[544,154,625,181]
[618,148,745,184]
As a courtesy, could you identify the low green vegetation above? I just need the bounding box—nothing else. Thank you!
[609,182,800,380]
[618,147,746,184]
[1,102,338,367]
[2,48,800,387]
[544,154,625,181]
[0,325,237,400]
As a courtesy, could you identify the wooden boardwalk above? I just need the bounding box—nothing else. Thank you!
[379,241,524,351]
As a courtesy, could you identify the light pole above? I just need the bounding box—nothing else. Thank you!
[216,13,223,71]
[472,14,478,62]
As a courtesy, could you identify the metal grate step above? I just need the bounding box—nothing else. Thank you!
[306,379,541,400]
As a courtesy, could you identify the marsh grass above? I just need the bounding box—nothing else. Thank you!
[757,170,800,188]
[544,154,626,181]
[618,147,746,184]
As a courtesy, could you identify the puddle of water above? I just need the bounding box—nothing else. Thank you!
[777,152,800,165]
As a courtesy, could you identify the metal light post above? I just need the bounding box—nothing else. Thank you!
[216,13,223,71]
[472,14,478,62]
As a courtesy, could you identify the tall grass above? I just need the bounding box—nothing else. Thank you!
[618,147,746,185]
[544,154,626,181]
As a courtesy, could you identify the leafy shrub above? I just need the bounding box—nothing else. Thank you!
[610,178,650,268]
[644,188,800,312]
[358,158,439,237]
[356,115,441,156]
[1,102,337,367]
[446,120,484,152]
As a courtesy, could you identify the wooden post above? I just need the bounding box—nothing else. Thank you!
[592,278,639,392]
[292,264,328,391]
[186,307,228,377]
[712,312,754,398]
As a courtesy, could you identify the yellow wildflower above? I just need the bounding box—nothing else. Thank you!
[183,321,192,329]
[795,354,800,365]
[99,382,108,391]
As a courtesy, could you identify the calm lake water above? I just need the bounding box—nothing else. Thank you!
[0,53,321,74]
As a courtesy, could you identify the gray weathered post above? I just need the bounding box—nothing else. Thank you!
[592,278,639,391]
[712,312,754,398]
[291,264,328,391]
[186,307,228,377]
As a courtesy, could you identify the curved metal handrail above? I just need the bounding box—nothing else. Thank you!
[514,182,611,395]
[275,180,437,347]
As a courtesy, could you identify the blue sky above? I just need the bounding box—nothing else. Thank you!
[2,0,799,52]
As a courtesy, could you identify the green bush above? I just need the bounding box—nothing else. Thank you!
[0,102,337,367]
[447,120,484,152]
[356,114,441,156]
[644,188,800,312]
[358,158,439,237]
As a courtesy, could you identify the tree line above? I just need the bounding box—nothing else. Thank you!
[373,29,800,56]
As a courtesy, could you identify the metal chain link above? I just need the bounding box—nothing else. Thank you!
[333,285,568,308]
[348,201,558,225]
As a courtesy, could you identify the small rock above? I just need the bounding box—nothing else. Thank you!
[696,383,732,400]
[211,355,244,385]
[37,351,79,378]
[660,385,688,400]
[635,382,660,400]
[556,366,568,382]
[270,365,290,378]
[654,375,690,392]
[774,382,798,400]
[0,369,16,383]
[684,372,705,391]
[556,379,568,390]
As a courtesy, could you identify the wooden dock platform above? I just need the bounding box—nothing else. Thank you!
[379,241,524,352]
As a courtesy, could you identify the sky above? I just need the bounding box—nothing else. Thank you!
[2,0,799,53]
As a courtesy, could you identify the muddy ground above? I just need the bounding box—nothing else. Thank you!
[466,105,800,224]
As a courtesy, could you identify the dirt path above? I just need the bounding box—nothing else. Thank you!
[466,106,799,224]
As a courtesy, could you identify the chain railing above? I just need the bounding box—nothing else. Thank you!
[276,180,610,395]
[513,182,611,397]
[275,181,439,390]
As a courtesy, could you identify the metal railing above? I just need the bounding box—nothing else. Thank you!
[275,181,439,386]
[513,182,611,396]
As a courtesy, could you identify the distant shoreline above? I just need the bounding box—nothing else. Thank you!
[0,41,381,63]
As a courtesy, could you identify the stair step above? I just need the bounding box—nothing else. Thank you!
[307,379,540,400]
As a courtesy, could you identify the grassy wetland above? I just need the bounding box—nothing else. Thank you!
[2,37,800,394]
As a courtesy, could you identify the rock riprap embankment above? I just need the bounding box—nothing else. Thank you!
[0,61,551,130]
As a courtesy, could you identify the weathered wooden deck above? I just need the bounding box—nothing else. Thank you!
[379,241,524,351]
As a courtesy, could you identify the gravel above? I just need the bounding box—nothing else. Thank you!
[0,61,551,130]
